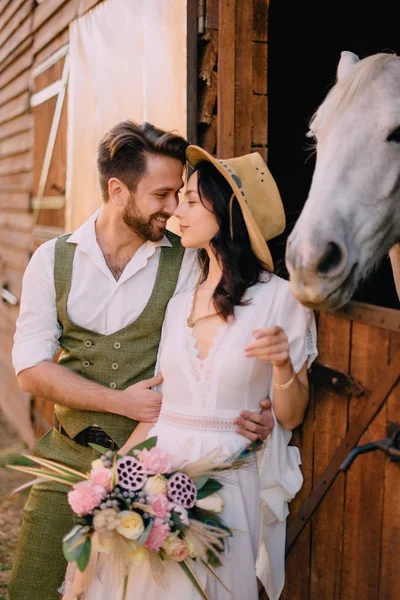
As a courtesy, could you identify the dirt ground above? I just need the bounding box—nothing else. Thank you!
[0,411,30,600]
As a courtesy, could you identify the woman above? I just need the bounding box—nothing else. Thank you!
[65,147,317,600]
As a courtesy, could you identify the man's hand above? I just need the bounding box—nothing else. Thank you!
[116,374,163,422]
[233,399,274,443]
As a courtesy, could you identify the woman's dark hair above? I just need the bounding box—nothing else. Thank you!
[194,160,270,320]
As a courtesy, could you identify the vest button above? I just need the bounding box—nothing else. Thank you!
[110,382,117,389]
[84,340,92,348]
[114,342,121,349]
[112,363,119,370]
[82,361,90,368]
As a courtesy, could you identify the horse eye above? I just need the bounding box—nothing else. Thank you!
[387,126,400,143]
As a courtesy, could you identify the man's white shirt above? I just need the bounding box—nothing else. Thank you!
[12,209,199,375]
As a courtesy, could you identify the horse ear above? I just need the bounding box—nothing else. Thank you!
[337,51,360,81]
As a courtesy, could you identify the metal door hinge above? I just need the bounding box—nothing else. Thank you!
[308,362,365,397]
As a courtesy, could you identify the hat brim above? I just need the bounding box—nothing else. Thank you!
[185,145,275,271]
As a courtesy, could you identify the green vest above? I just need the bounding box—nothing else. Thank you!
[53,231,184,448]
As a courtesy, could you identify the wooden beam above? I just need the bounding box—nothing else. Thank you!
[0,113,32,140]
[217,0,235,157]
[234,0,253,156]
[326,301,400,333]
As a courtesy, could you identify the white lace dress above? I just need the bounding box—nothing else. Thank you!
[85,274,317,600]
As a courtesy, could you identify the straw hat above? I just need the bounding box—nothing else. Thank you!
[185,145,285,271]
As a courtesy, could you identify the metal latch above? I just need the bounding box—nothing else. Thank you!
[308,362,365,397]
[340,421,400,471]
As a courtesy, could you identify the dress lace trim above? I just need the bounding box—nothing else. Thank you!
[158,409,237,432]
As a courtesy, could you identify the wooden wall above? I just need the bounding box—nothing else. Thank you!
[0,0,103,445]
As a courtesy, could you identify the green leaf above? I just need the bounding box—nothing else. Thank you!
[76,537,92,572]
[170,510,187,532]
[206,549,223,568]
[196,479,223,500]
[127,436,158,455]
[195,476,209,491]
[178,560,209,600]
[88,443,112,455]
[63,526,88,563]
[121,575,129,600]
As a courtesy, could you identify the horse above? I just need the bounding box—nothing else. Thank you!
[285,51,400,310]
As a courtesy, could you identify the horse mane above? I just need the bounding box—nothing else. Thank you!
[309,52,400,134]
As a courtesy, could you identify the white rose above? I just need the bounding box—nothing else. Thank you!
[195,493,224,513]
[91,459,105,470]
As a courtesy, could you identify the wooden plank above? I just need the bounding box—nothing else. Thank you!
[0,130,32,156]
[253,42,267,95]
[32,0,69,32]
[253,0,268,42]
[0,358,34,447]
[0,191,30,210]
[0,209,32,230]
[0,91,29,124]
[329,301,400,334]
[309,313,350,600]
[0,170,32,190]
[0,0,25,28]
[252,146,267,162]
[32,29,68,68]
[198,71,217,125]
[0,0,33,49]
[340,323,390,600]
[198,28,217,86]
[252,94,268,145]
[0,113,32,140]
[0,243,31,272]
[378,332,400,599]
[0,14,32,65]
[217,0,235,157]
[33,55,65,94]
[205,0,218,29]
[32,0,78,56]
[0,46,33,89]
[0,35,32,75]
[0,150,33,174]
[0,225,33,250]
[234,0,253,156]
[198,117,217,154]
[0,68,29,106]
[0,0,13,17]
[280,387,316,600]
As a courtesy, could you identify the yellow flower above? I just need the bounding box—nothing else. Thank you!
[195,493,224,513]
[143,474,168,495]
[116,510,145,540]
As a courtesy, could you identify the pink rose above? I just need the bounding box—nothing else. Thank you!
[151,494,170,519]
[164,537,189,562]
[68,481,107,516]
[90,467,112,491]
[144,520,170,551]
[137,448,172,474]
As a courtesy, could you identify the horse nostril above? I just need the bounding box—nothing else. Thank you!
[317,242,343,275]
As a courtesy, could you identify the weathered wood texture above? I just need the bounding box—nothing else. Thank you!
[197,0,268,158]
[0,0,102,446]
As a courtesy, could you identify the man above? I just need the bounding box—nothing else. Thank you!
[9,121,274,599]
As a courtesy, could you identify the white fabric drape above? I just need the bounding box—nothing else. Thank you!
[66,0,187,231]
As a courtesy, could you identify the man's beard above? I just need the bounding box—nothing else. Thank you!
[123,196,169,242]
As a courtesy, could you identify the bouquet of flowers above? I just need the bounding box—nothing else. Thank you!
[9,437,255,600]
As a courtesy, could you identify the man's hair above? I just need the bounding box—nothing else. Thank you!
[97,120,189,200]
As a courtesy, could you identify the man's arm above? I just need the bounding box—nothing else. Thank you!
[18,361,162,422]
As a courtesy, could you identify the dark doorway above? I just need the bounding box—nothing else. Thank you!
[267,0,400,308]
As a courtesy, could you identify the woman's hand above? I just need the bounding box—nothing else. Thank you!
[244,326,290,366]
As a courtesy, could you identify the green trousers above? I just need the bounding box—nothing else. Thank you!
[9,427,99,600]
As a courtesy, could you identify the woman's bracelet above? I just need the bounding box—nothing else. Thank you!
[273,372,296,390]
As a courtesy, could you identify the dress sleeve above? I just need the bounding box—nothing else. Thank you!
[275,283,318,373]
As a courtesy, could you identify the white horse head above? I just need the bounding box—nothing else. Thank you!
[286,51,400,309]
